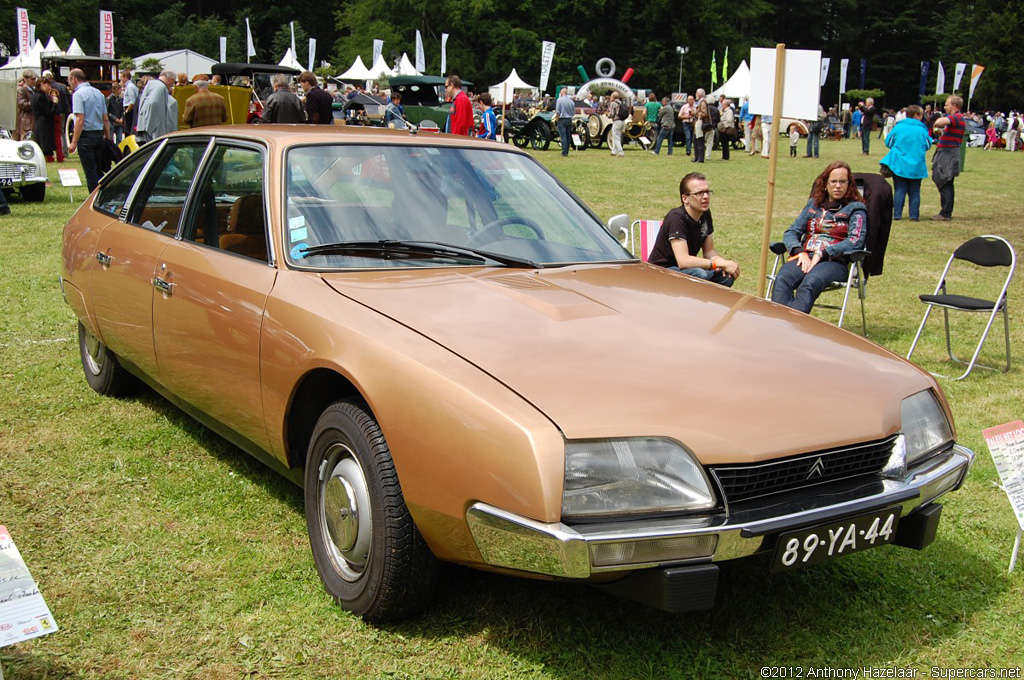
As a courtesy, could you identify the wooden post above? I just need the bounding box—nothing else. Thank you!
[756,44,787,299]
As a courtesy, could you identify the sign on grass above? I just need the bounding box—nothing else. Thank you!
[0,525,59,648]
[982,420,1024,531]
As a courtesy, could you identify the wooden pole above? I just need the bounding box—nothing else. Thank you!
[756,44,787,298]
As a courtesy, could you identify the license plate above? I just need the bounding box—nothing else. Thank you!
[0,178,13,187]
[771,507,901,572]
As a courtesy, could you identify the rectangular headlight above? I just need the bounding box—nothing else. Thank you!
[563,438,715,520]
[900,390,954,464]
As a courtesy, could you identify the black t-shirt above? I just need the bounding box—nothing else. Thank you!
[647,206,713,268]
[304,86,334,124]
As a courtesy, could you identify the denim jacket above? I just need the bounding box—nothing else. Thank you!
[783,199,867,262]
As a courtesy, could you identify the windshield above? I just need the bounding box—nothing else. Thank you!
[284,144,630,269]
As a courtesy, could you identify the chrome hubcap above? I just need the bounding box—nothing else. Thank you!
[82,329,104,376]
[319,443,372,582]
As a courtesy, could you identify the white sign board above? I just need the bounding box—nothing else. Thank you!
[748,47,822,120]
[0,525,59,648]
[58,169,82,187]
[983,420,1024,531]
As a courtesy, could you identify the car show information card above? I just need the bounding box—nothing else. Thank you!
[983,421,1024,531]
[0,525,58,647]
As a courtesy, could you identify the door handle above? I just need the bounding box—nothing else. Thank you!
[96,251,112,266]
[152,276,174,295]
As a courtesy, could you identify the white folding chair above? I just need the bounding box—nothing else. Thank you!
[906,235,1015,380]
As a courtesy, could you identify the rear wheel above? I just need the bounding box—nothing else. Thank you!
[78,322,136,396]
[305,399,440,623]
[529,122,551,151]
[572,119,590,150]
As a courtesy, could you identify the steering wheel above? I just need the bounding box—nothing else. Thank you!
[464,216,545,248]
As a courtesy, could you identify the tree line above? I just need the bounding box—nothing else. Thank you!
[3,0,1019,110]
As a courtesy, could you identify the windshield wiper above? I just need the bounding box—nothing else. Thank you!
[297,240,539,268]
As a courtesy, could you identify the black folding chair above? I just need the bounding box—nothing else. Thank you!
[906,235,1016,380]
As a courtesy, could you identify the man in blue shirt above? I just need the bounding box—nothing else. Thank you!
[67,68,110,192]
[555,88,576,156]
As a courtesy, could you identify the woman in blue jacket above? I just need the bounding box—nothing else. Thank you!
[880,105,933,221]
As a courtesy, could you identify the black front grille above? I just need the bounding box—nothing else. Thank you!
[710,436,898,503]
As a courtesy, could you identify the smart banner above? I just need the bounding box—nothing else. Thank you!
[16,8,30,56]
[99,10,114,59]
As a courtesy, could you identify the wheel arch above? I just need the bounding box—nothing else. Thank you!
[285,368,366,471]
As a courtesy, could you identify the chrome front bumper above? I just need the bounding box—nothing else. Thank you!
[466,444,974,579]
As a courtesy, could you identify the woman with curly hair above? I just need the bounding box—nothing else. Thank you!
[770,161,867,313]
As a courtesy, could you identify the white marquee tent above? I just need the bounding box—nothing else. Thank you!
[66,38,85,56]
[134,49,217,77]
[394,53,419,76]
[489,68,537,104]
[366,55,394,79]
[337,55,372,80]
[278,47,303,71]
[709,60,750,99]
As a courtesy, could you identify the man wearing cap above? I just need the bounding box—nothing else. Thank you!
[67,68,109,192]
[183,76,227,128]
[16,70,36,141]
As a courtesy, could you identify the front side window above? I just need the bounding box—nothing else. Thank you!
[284,144,629,269]
[127,141,210,236]
[182,144,267,262]
[93,146,158,218]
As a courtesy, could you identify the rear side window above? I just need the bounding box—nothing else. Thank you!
[126,142,210,236]
[92,146,158,217]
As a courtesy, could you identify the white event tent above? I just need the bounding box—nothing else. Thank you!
[337,55,372,80]
[709,60,750,99]
[366,55,394,80]
[489,69,537,104]
[66,38,85,56]
[278,48,304,71]
[43,37,60,54]
[394,53,419,76]
[134,49,217,77]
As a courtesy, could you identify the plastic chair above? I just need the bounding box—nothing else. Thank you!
[906,235,1015,380]
[765,173,893,335]
[621,219,662,262]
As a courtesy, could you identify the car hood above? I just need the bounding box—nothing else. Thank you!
[321,264,933,464]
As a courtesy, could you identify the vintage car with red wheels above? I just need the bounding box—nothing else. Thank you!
[61,125,973,622]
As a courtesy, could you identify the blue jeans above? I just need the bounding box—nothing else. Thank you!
[805,131,820,157]
[682,123,693,154]
[892,175,922,220]
[861,128,871,154]
[770,259,848,313]
[557,118,572,156]
[653,126,674,154]
[669,265,735,287]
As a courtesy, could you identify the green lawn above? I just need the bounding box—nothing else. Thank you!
[1,140,1022,679]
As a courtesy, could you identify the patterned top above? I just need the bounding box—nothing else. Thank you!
[936,112,965,148]
[184,89,227,128]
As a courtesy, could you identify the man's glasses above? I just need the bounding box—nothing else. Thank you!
[686,190,714,197]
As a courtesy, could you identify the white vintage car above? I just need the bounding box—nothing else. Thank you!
[0,129,47,202]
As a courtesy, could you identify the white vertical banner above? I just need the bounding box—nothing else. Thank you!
[839,58,849,93]
[935,61,945,94]
[16,8,29,55]
[415,30,425,73]
[245,18,256,60]
[953,62,967,93]
[29,23,34,46]
[819,57,830,87]
[308,38,316,73]
[969,64,985,99]
[440,33,448,75]
[372,39,383,68]
[219,36,227,63]
[290,22,296,65]
[539,40,556,93]
[99,10,114,58]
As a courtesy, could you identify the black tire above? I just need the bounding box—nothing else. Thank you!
[305,399,440,623]
[528,122,551,151]
[572,119,590,150]
[20,182,45,202]
[512,129,529,148]
[78,321,136,396]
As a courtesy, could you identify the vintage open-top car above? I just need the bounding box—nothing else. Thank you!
[61,125,973,622]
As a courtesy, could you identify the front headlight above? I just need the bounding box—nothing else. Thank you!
[17,143,35,160]
[562,438,715,520]
[900,390,954,465]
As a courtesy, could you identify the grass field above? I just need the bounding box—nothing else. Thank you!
[1,138,1022,679]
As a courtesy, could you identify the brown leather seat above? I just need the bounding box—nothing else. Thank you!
[220,194,267,262]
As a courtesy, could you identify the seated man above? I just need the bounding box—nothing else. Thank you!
[647,172,740,286]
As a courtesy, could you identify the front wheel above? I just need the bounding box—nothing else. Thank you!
[529,122,552,151]
[305,399,440,623]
